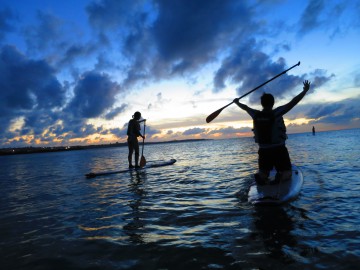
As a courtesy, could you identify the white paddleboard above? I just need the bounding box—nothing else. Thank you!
[86,159,176,178]
[248,165,303,205]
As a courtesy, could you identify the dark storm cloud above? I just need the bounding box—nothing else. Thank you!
[94,0,257,87]
[0,45,66,138]
[85,0,333,98]
[23,10,62,52]
[182,127,206,136]
[22,112,60,135]
[214,39,334,104]
[86,0,155,88]
[56,43,99,69]
[0,45,65,111]
[0,66,127,145]
[51,114,108,141]
[152,0,253,70]
[2,109,66,146]
[306,103,343,120]
[86,0,141,29]
[155,1,255,83]
[108,127,127,138]
[281,95,360,130]
[214,39,274,92]
[306,96,360,125]
[66,71,122,119]
[214,42,305,103]
[297,1,357,38]
[181,126,252,137]
[0,7,16,40]
[208,126,252,135]
[95,52,119,71]
[81,123,102,136]
[298,0,325,35]
[21,9,107,72]
[142,125,161,138]
[104,104,128,120]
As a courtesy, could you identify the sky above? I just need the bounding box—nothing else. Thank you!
[0,0,359,147]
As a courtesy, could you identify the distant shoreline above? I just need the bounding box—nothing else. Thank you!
[1,128,359,156]
[0,139,211,156]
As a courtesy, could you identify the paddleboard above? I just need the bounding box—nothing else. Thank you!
[248,165,303,205]
[85,159,176,178]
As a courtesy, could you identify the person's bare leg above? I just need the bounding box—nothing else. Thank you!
[128,141,134,168]
[135,153,139,167]
[255,170,269,185]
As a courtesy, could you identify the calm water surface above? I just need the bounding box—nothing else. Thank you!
[1,129,359,269]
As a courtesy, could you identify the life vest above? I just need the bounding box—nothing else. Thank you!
[253,110,287,144]
[127,119,140,137]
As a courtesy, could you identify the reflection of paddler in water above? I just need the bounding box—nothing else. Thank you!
[123,170,147,243]
[127,111,145,169]
[251,207,297,261]
[234,80,311,185]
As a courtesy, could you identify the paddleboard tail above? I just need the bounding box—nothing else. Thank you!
[248,165,303,205]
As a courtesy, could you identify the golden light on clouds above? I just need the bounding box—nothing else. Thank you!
[285,117,315,126]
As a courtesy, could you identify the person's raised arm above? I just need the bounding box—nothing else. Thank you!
[279,80,311,115]
[234,98,251,111]
[233,98,258,118]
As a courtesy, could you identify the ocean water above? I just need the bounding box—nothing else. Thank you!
[1,129,359,269]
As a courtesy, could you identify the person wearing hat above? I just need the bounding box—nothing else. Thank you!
[127,111,145,168]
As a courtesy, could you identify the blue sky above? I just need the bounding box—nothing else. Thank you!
[0,0,359,147]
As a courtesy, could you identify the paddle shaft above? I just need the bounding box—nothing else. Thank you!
[141,121,146,157]
[206,61,300,123]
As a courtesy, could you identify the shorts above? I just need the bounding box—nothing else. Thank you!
[127,137,139,154]
[258,145,291,172]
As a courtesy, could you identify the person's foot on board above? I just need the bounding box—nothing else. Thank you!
[129,164,134,169]
[272,171,292,185]
[282,170,292,181]
[135,165,141,169]
[271,173,282,185]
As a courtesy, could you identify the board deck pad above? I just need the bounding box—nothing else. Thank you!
[85,159,176,178]
[248,165,303,205]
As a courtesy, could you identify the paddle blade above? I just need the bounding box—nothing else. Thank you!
[140,155,146,167]
[206,108,223,123]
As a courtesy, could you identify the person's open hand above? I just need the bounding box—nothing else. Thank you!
[303,80,311,92]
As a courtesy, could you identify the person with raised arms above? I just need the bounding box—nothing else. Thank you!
[233,80,311,185]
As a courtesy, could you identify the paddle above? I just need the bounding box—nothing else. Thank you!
[139,120,146,167]
[206,61,301,123]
